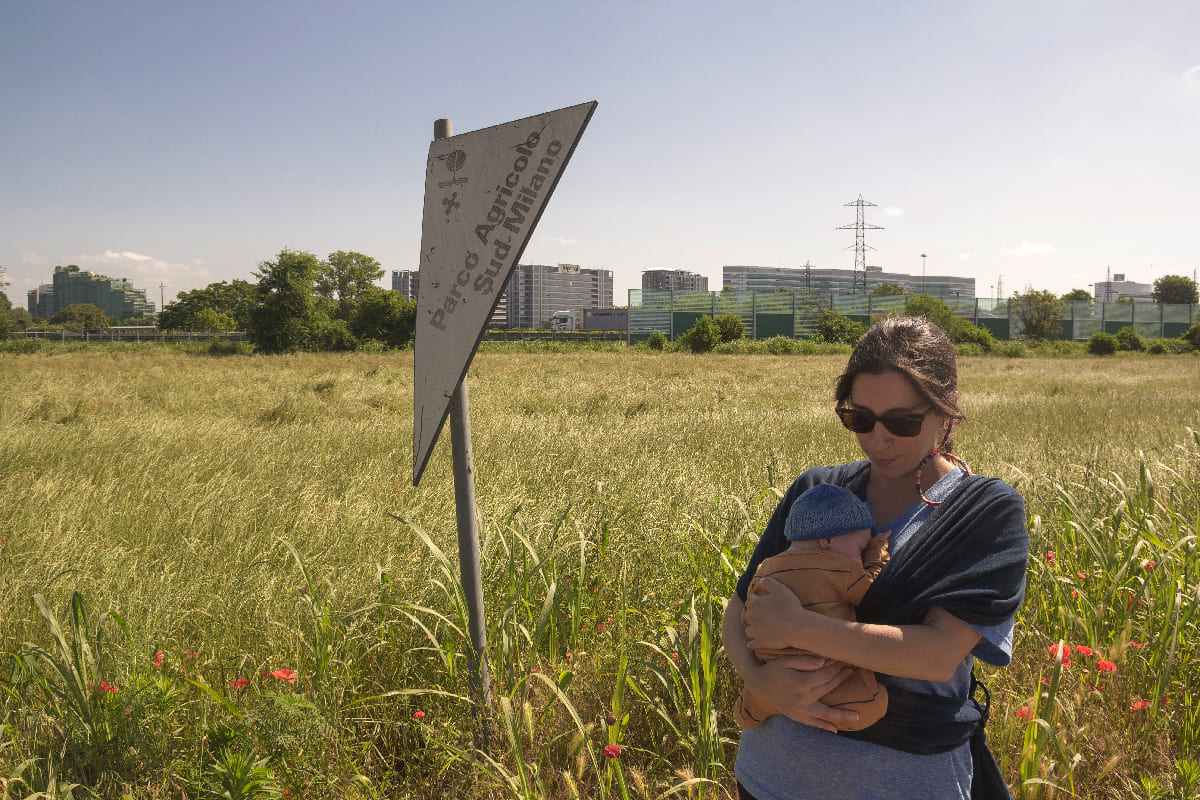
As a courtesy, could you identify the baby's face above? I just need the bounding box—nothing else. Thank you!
[828,528,873,561]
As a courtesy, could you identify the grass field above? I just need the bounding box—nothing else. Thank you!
[1,344,1198,799]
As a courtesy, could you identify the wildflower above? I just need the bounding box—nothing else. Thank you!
[98,680,118,693]
[154,650,164,668]
[1129,641,1145,649]
[603,744,623,759]
[1044,551,1056,566]
[1074,645,1093,656]
[412,710,426,720]
[1071,590,1080,598]
[1076,572,1088,580]
[599,625,607,632]
[232,678,248,688]
[270,668,297,684]
[1131,699,1151,711]
[605,711,617,726]
[1089,684,1104,693]
[1096,660,1117,672]
[1016,706,1029,719]
[1048,643,1072,662]
[1143,560,1156,572]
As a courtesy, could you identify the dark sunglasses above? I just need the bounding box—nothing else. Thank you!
[836,406,934,438]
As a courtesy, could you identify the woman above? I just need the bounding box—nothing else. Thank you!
[723,316,1029,800]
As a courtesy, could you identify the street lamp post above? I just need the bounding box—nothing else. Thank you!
[921,254,927,294]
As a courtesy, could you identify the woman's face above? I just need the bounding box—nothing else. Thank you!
[847,370,944,481]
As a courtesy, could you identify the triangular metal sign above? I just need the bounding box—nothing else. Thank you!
[413,101,597,485]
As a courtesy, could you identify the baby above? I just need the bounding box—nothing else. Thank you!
[735,483,890,731]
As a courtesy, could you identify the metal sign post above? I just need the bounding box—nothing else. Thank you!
[412,103,597,746]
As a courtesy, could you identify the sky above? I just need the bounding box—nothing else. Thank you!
[3,0,1199,309]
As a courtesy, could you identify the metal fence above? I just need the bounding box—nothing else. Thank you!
[627,290,1199,344]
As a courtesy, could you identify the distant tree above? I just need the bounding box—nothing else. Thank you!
[1181,323,1200,351]
[775,285,793,293]
[52,303,110,330]
[1061,288,1093,302]
[249,248,329,353]
[159,280,257,330]
[316,251,384,320]
[192,307,236,331]
[9,305,32,331]
[901,294,996,351]
[873,283,906,296]
[350,287,416,349]
[1115,296,1134,303]
[0,292,12,339]
[1151,275,1199,305]
[714,312,746,342]
[1010,289,1066,340]
[722,285,733,293]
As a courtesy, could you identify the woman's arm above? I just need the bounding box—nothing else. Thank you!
[743,578,981,683]
[722,594,860,733]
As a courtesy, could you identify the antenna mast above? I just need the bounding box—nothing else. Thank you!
[837,195,883,294]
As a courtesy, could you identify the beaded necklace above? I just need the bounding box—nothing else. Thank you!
[916,423,972,505]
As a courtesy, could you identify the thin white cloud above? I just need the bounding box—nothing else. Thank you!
[1003,242,1056,257]
[77,250,214,294]
[1182,65,1200,98]
[882,207,904,217]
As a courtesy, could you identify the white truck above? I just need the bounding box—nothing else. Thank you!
[550,310,578,331]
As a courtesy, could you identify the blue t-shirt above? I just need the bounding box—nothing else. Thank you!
[734,468,1014,800]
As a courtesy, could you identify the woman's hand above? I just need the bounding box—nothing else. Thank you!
[743,576,821,652]
[723,590,859,733]
[749,655,859,732]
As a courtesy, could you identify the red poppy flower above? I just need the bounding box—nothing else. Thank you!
[1129,641,1145,649]
[1044,551,1056,566]
[1143,560,1156,572]
[1016,706,1029,719]
[1076,572,1087,580]
[232,678,248,688]
[270,668,297,684]
[412,710,426,720]
[1096,660,1117,672]
[1048,643,1071,662]
[1074,645,1093,656]
[1071,590,1080,598]
[603,744,622,759]
[153,650,164,668]
[1131,699,1150,711]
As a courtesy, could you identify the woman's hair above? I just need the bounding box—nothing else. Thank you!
[834,316,965,450]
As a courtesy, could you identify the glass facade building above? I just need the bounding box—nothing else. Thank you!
[50,265,156,319]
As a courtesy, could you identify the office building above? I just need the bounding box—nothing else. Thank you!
[642,269,708,292]
[27,283,55,317]
[391,269,420,299]
[722,265,975,299]
[1093,275,1153,303]
[50,265,156,319]
[501,263,614,329]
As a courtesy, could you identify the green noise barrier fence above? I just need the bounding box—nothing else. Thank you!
[626,290,1198,344]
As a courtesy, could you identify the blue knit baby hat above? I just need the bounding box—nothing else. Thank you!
[784,483,876,541]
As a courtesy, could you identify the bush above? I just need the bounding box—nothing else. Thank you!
[1147,341,1167,355]
[815,310,866,345]
[646,331,667,351]
[1181,323,1200,351]
[713,312,746,343]
[678,316,721,353]
[1114,326,1145,352]
[1088,332,1117,355]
